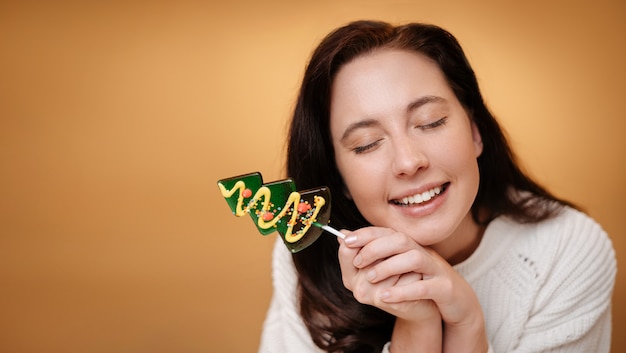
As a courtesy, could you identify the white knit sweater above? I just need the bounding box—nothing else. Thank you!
[258,207,616,352]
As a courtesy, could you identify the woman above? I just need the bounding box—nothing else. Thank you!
[259,20,616,353]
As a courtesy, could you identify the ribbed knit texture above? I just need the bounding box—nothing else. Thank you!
[258,207,616,353]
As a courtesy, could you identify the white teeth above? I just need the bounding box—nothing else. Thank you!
[397,186,443,205]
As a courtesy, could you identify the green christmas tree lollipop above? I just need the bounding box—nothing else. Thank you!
[217,172,342,253]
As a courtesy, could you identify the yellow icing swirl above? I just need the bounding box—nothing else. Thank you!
[218,182,326,243]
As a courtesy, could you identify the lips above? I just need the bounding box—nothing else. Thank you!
[391,182,449,206]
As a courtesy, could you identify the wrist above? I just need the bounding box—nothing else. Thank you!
[390,316,442,353]
[442,315,488,353]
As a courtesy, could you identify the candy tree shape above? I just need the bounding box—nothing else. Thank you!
[217,172,331,253]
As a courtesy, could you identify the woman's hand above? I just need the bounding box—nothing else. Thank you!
[338,227,438,321]
[338,226,488,353]
[338,227,442,352]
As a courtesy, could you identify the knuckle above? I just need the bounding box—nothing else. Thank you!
[352,283,371,304]
[396,233,413,248]
[353,286,366,303]
[442,278,454,294]
[406,249,423,268]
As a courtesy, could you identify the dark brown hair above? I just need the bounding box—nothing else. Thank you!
[286,20,575,352]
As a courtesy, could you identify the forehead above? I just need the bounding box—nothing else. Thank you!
[330,49,454,119]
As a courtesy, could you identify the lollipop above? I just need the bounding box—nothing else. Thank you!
[217,172,344,253]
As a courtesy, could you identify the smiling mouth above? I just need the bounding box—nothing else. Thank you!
[392,183,449,206]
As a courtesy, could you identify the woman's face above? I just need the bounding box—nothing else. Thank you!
[330,49,483,255]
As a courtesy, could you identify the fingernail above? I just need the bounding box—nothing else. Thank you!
[345,235,357,245]
[366,269,376,281]
[379,290,391,300]
[353,255,362,267]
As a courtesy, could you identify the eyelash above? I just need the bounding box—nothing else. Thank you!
[351,118,448,155]
[353,139,383,154]
[418,117,448,130]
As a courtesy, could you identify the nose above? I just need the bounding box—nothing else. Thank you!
[390,137,428,176]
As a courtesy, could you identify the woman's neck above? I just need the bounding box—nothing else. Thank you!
[431,212,486,265]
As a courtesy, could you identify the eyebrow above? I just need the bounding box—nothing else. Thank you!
[406,95,446,113]
[340,95,447,142]
[340,119,380,142]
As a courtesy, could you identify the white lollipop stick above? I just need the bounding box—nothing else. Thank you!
[313,222,345,239]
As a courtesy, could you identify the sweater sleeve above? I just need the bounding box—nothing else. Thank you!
[513,209,616,352]
[258,238,322,353]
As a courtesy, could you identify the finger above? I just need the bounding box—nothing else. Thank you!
[337,240,361,291]
[366,248,431,283]
[378,250,451,303]
[342,226,393,248]
[377,271,427,303]
[379,275,467,326]
[352,273,401,305]
[355,230,420,268]
[380,248,455,302]
[336,229,352,244]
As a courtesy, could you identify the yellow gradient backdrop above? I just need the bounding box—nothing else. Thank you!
[0,1,624,352]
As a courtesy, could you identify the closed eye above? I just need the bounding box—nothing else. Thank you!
[353,139,383,154]
[418,117,448,130]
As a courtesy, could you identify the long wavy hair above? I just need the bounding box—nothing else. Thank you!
[286,20,575,353]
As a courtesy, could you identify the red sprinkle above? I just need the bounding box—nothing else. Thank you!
[242,188,252,198]
[262,212,274,221]
[297,202,311,213]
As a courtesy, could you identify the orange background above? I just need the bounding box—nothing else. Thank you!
[0,1,624,352]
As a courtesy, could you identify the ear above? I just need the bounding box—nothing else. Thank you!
[471,121,483,158]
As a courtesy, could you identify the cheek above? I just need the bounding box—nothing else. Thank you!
[336,155,386,201]
[432,134,481,184]
[449,143,481,191]
[338,160,367,192]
